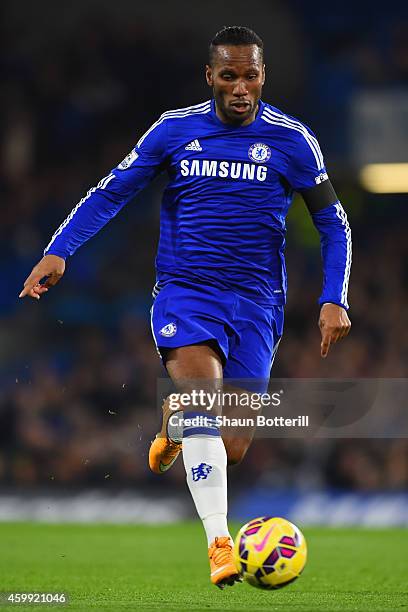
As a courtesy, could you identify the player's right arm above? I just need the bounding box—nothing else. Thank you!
[19,115,168,299]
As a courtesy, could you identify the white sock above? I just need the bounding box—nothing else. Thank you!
[182,411,232,546]
[202,513,231,546]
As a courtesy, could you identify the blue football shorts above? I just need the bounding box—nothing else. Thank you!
[150,281,284,387]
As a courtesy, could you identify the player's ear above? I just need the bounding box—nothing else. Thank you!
[205,64,213,87]
[261,64,266,86]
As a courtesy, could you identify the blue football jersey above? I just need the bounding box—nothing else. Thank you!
[45,99,351,308]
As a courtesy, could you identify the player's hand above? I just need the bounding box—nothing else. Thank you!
[19,254,66,300]
[318,303,351,358]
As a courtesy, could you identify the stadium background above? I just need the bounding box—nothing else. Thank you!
[1,0,407,524]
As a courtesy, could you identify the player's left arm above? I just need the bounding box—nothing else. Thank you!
[301,181,352,358]
[284,129,352,358]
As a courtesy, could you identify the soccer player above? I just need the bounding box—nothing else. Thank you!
[19,27,351,588]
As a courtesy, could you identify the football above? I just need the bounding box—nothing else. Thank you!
[233,516,307,589]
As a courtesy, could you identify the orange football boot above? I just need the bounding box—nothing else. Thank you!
[209,537,242,589]
[149,400,182,474]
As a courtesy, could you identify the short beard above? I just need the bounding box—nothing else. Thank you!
[216,97,255,125]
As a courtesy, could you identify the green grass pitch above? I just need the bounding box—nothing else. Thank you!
[0,522,407,611]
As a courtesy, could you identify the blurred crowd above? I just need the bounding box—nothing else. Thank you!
[0,4,407,491]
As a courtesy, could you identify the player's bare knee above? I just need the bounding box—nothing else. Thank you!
[224,438,251,466]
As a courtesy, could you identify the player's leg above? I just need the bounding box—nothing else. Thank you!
[164,343,240,588]
[148,280,239,586]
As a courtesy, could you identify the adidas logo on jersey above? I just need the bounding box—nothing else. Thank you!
[185,139,202,151]
[314,172,329,185]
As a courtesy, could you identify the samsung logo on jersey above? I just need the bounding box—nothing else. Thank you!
[180,159,268,182]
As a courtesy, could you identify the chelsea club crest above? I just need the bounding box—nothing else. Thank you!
[248,142,271,163]
[159,322,177,337]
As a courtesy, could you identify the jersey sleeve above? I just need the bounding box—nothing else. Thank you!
[311,202,352,310]
[283,126,351,308]
[284,127,328,191]
[44,116,168,259]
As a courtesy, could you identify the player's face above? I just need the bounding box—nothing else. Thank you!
[206,45,265,126]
